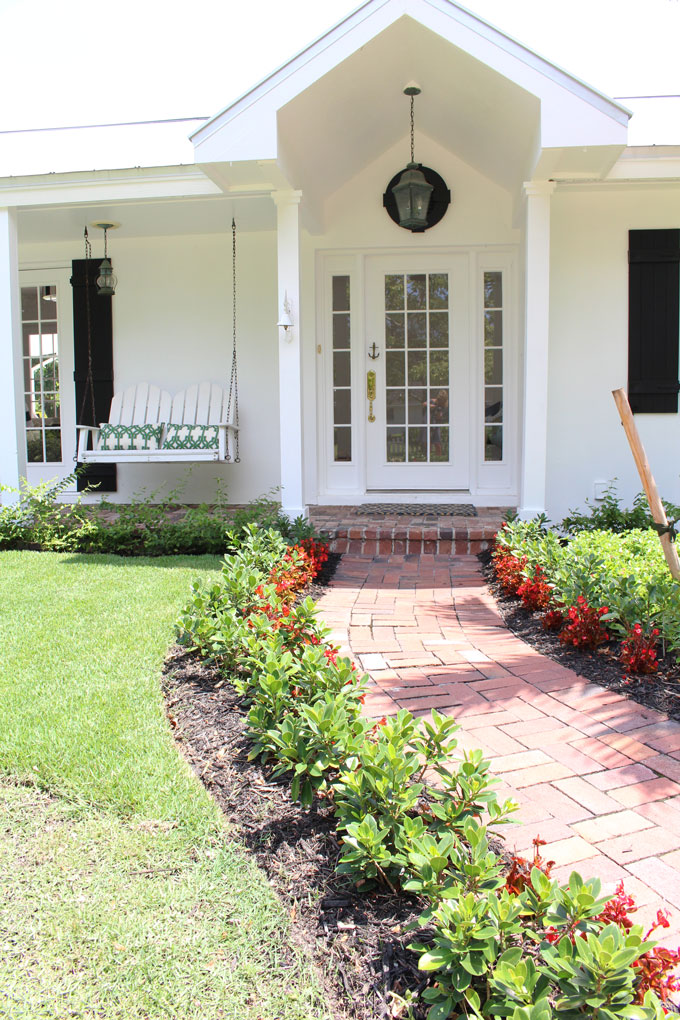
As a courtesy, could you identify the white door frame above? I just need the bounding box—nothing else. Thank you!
[315,246,519,506]
[19,267,76,491]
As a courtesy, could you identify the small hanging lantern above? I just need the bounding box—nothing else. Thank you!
[392,87,432,230]
[92,222,119,296]
[383,85,450,233]
[277,292,294,341]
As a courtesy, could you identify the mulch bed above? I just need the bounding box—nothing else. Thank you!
[162,552,430,1020]
[163,654,428,1020]
[478,550,680,724]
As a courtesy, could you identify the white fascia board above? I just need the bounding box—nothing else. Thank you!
[0,166,220,208]
[423,0,630,124]
[193,0,399,163]
[607,147,680,181]
[192,0,630,165]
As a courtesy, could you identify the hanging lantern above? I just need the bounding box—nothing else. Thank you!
[393,87,432,230]
[91,222,119,296]
[96,257,117,297]
[383,85,450,233]
[392,163,434,230]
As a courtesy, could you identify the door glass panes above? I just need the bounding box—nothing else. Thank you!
[332,276,352,461]
[22,284,61,463]
[483,271,503,461]
[384,272,449,463]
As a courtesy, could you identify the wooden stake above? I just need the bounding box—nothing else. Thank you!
[612,387,680,580]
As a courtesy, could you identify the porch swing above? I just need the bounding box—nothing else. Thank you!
[76,220,240,465]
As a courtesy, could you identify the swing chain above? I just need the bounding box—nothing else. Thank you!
[75,227,97,460]
[226,217,240,463]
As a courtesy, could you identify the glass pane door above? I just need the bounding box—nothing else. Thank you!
[22,284,62,464]
[384,272,450,465]
[20,270,76,488]
[365,255,469,491]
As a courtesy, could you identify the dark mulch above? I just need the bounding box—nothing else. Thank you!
[163,550,431,1020]
[163,652,429,1020]
[478,550,680,723]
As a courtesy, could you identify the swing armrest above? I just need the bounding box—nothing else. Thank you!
[77,425,101,459]
[215,422,238,461]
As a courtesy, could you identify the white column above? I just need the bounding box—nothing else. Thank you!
[273,190,305,520]
[519,181,555,519]
[0,207,25,504]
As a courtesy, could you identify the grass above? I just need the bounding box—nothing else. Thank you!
[0,551,328,1020]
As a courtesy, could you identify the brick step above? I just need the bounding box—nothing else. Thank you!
[312,522,502,555]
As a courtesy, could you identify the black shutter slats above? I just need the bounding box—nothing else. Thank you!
[628,228,680,414]
[71,258,117,491]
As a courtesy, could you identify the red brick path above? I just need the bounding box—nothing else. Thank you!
[315,552,680,946]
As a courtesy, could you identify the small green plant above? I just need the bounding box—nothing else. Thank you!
[561,482,680,537]
[0,472,98,550]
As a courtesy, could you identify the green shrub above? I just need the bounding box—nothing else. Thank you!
[561,482,680,536]
[0,472,97,550]
[498,518,680,654]
[178,526,675,1020]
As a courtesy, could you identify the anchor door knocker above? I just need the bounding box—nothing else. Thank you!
[368,342,380,360]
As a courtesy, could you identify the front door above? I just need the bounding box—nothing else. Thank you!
[365,254,469,490]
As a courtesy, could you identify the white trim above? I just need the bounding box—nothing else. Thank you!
[519,181,555,517]
[0,208,24,503]
[191,0,629,151]
[316,243,520,505]
[20,267,76,492]
[275,190,305,517]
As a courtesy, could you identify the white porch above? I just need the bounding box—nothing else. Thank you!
[0,0,636,519]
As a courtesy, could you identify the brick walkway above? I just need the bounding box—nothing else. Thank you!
[315,552,680,947]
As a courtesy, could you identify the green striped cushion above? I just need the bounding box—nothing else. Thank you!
[98,423,164,451]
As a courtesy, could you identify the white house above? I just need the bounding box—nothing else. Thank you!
[1,0,679,523]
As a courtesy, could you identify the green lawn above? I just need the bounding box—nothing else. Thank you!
[0,551,328,1020]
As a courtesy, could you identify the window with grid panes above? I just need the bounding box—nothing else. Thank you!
[21,285,62,463]
[332,276,352,461]
[483,271,503,461]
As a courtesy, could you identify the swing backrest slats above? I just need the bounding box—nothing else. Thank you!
[101,383,233,432]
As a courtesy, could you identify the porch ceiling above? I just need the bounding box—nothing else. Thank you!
[17,192,276,246]
[277,17,540,203]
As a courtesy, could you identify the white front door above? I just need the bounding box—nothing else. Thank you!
[364,254,469,490]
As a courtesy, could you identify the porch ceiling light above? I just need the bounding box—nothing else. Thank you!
[91,221,119,297]
[383,85,450,233]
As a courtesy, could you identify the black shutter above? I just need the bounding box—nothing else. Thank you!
[628,228,680,413]
[71,258,117,491]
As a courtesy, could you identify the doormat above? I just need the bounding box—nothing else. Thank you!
[356,503,477,517]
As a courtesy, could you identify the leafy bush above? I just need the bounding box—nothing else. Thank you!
[0,476,330,559]
[178,527,677,1019]
[495,519,680,661]
[561,482,680,537]
[227,489,320,551]
[0,473,97,551]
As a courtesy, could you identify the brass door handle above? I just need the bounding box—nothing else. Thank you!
[367,370,376,422]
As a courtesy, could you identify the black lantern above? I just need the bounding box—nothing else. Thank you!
[93,222,118,296]
[394,86,431,230]
[384,85,450,233]
[392,163,433,230]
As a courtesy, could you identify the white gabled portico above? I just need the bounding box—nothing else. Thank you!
[5,0,676,523]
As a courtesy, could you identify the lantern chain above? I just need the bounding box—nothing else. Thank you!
[76,226,97,444]
[410,93,415,164]
[226,217,240,463]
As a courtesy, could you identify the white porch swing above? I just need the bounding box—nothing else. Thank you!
[76,220,240,465]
